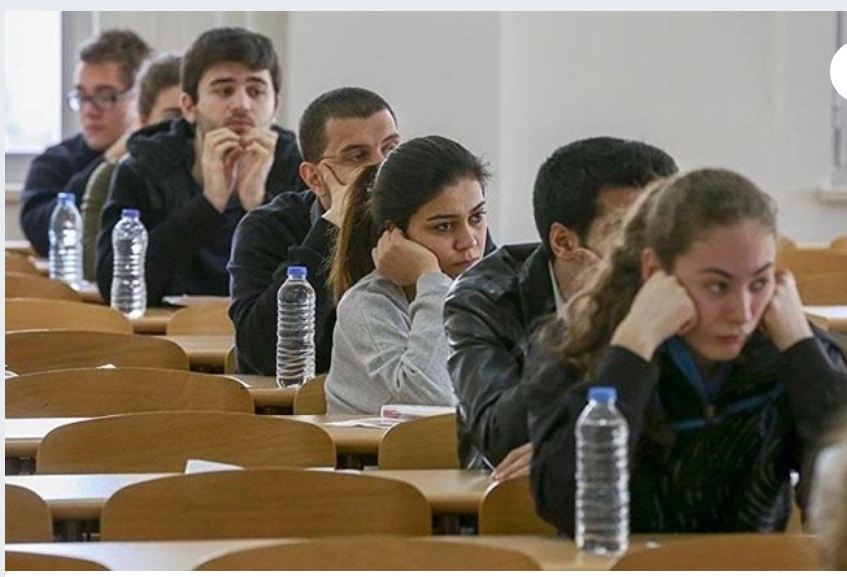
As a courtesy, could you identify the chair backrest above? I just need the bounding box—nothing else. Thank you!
[6,297,133,333]
[5,551,109,571]
[777,248,847,279]
[293,374,328,415]
[378,413,459,469]
[610,534,820,570]
[796,272,847,305]
[5,485,53,543]
[166,301,234,335]
[5,329,190,374]
[5,252,39,275]
[195,537,542,570]
[36,411,336,473]
[6,272,83,301]
[478,476,557,536]
[100,469,431,540]
[6,367,254,417]
[830,234,847,251]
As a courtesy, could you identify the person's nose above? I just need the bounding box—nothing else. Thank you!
[725,289,754,325]
[455,224,480,253]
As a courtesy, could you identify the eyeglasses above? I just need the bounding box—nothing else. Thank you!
[66,87,134,111]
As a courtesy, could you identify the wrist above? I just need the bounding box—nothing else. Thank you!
[611,320,658,362]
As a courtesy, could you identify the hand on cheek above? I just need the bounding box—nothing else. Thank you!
[761,269,813,351]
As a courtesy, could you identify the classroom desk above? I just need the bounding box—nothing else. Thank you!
[131,307,177,334]
[805,305,847,333]
[5,239,34,255]
[5,535,629,571]
[5,469,490,529]
[6,416,387,471]
[231,375,297,414]
[156,334,233,370]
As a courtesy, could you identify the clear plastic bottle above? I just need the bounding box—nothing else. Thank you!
[276,266,316,387]
[110,208,148,319]
[48,192,83,288]
[575,386,630,555]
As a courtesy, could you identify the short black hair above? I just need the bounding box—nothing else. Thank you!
[298,87,395,163]
[181,27,280,104]
[532,137,678,253]
[79,29,152,90]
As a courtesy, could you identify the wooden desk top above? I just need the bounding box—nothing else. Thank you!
[4,535,656,570]
[364,469,492,514]
[156,334,233,369]
[131,307,177,335]
[5,469,490,522]
[6,416,386,460]
[805,305,847,333]
[231,375,297,411]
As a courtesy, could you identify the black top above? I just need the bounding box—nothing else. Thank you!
[527,329,847,535]
[444,243,556,468]
[20,134,103,256]
[228,190,337,375]
[95,118,304,305]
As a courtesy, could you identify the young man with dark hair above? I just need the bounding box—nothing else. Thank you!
[95,27,304,305]
[20,29,152,256]
[444,136,678,479]
[228,86,400,375]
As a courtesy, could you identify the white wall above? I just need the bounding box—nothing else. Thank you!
[8,11,845,243]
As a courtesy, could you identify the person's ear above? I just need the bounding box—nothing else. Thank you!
[640,248,662,282]
[179,92,196,124]
[548,223,580,261]
[300,162,328,197]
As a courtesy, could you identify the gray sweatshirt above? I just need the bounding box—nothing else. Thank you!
[325,270,458,415]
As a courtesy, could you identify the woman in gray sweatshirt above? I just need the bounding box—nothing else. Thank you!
[325,136,490,415]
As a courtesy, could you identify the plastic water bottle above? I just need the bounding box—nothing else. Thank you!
[110,208,148,319]
[276,266,316,388]
[48,192,83,288]
[575,386,630,555]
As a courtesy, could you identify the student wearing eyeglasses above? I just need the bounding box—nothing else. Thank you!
[19,29,152,257]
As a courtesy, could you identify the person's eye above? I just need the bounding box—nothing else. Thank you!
[469,211,487,226]
[382,141,399,155]
[95,91,120,106]
[706,281,729,295]
[214,87,234,98]
[342,150,368,164]
[750,277,771,293]
[247,86,267,98]
[435,222,453,233]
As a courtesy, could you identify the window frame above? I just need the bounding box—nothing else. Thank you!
[5,12,92,185]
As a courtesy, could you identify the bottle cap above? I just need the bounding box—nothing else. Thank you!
[57,192,75,203]
[588,386,617,403]
[121,209,140,219]
[287,265,307,278]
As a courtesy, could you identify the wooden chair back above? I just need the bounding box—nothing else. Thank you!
[195,537,542,570]
[478,476,557,535]
[777,248,847,279]
[830,234,847,251]
[610,533,820,570]
[778,235,798,252]
[224,345,237,374]
[166,301,234,335]
[36,411,336,473]
[100,469,431,540]
[293,374,328,415]
[796,272,847,305]
[6,298,132,333]
[5,253,38,275]
[6,272,82,301]
[6,368,253,417]
[5,329,190,374]
[5,485,53,543]
[5,551,109,571]
[378,413,460,469]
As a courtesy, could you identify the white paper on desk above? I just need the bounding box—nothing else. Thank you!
[97,364,117,369]
[184,458,243,474]
[322,417,402,429]
[379,404,455,421]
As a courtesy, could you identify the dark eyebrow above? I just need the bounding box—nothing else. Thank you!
[698,262,774,279]
[425,200,487,222]
[208,75,269,87]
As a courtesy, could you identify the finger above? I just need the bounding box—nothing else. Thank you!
[317,161,345,189]
[492,444,531,477]
[493,450,532,481]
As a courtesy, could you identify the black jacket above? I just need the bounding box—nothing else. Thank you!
[95,118,304,305]
[527,329,847,535]
[444,243,557,469]
[228,190,337,375]
[20,134,103,256]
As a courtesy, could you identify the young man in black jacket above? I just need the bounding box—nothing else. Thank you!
[95,27,304,305]
[444,137,678,479]
[20,29,152,256]
[228,87,400,375]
